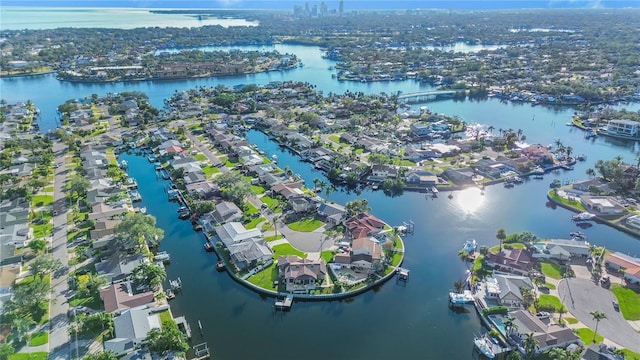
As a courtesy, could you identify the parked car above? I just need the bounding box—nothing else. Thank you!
[538,285,550,293]
[536,312,551,319]
[613,300,619,311]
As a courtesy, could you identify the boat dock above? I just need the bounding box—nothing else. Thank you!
[193,343,211,359]
[274,294,293,311]
[396,267,410,283]
[169,277,182,291]
[174,316,192,339]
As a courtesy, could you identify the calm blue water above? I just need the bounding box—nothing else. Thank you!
[4,39,640,358]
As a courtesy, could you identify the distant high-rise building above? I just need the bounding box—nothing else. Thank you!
[339,0,344,14]
[320,2,328,16]
[311,4,318,16]
[305,2,310,13]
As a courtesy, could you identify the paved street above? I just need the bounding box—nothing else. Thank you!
[48,140,71,360]
[558,278,640,352]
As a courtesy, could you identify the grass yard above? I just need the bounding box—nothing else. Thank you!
[247,262,278,289]
[194,153,207,161]
[389,250,403,267]
[29,331,49,346]
[563,317,579,324]
[272,243,306,258]
[538,294,563,311]
[544,282,556,290]
[245,216,265,229]
[264,235,284,242]
[620,349,640,360]
[69,293,103,310]
[321,250,335,263]
[31,222,53,238]
[611,284,640,320]
[158,310,175,328]
[261,195,282,212]
[251,185,265,195]
[574,327,603,344]
[9,352,48,360]
[224,159,238,168]
[548,190,586,211]
[244,203,259,215]
[31,195,54,208]
[287,217,324,232]
[540,260,563,280]
[202,165,220,177]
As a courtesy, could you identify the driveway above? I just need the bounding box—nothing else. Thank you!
[558,278,640,352]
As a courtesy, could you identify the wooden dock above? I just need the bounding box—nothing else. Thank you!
[274,294,293,311]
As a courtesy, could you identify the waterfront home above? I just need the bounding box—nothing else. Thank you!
[583,343,628,360]
[90,219,121,239]
[404,170,438,187]
[96,253,148,283]
[317,201,347,226]
[508,310,581,355]
[345,213,386,240]
[87,187,122,204]
[531,239,590,261]
[370,165,398,180]
[88,202,131,221]
[604,252,640,284]
[214,222,262,248]
[580,195,625,215]
[99,281,155,314]
[227,239,272,269]
[211,201,243,224]
[602,119,638,138]
[484,248,535,276]
[259,172,288,187]
[185,181,217,199]
[290,196,313,213]
[442,168,476,186]
[104,305,162,356]
[277,255,327,293]
[271,182,305,199]
[571,178,611,194]
[248,163,278,177]
[484,273,534,309]
[522,144,554,165]
[346,237,383,273]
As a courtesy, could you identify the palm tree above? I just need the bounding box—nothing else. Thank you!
[496,228,506,252]
[586,168,595,178]
[565,146,573,158]
[522,333,539,360]
[557,304,567,324]
[590,310,607,343]
[458,249,471,263]
[503,314,517,336]
[452,279,465,293]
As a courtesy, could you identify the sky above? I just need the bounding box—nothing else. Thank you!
[3,0,639,9]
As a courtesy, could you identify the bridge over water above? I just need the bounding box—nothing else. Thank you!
[398,90,458,104]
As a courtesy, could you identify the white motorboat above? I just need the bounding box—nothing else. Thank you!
[473,336,496,359]
[572,212,595,222]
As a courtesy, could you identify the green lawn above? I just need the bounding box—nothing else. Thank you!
[621,348,640,360]
[544,282,556,290]
[538,294,563,311]
[611,284,640,320]
[158,310,175,328]
[574,327,603,344]
[265,235,284,242]
[548,190,587,211]
[194,153,207,161]
[389,250,403,267]
[44,185,54,192]
[9,352,48,360]
[564,317,579,324]
[328,135,341,144]
[251,185,265,195]
[31,222,53,239]
[29,331,49,346]
[69,293,103,310]
[244,203,259,215]
[202,165,220,177]
[245,216,265,229]
[273,243,306,258]
[321,250,335,263]
[247,262,278,289]
[287,217,324,232]
[224,159,238,168]
[540,260,563,280]
[260,196,282,212]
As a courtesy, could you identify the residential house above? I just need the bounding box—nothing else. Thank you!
[104,305,162,356]
[88,202,131,221]
[90,219,121,239]
[580,195,625,215]
[484,273,534,309]
[6,163,34,177]
[370,165,398,180]
[522,144,554,165]
[404,170,438,187]
[211,201,243,224]
[531,239,590,261]
[484,248,535,276]
[604,252,640,284]
[0,223,31,248]
[317,202,347,226]
[277,255,327,293]
[349,237,383,272]
[95,253,148,282]
[290,196,312,213]
[571,178,611,194]
[227,239,272,269]
[603,119,638,138]
[214,222,262,248]
[99,281,155,313]
[271,182,305,199]
[345,213,386,240]
[442,168,476,186]
[509,310,581,354]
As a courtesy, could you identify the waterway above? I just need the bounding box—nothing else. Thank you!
[0,7,259,30]
[4,39,640,358]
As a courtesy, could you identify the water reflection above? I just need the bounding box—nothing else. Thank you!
[454,187,485,214]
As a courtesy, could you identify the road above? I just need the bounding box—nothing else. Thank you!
[48,140,71,360]
[558,278,640,352]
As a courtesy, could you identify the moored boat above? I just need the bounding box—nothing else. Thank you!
[473,335,496,359]
[572,212,595,222]
[154,251,171,263]
[216,260,226,271]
